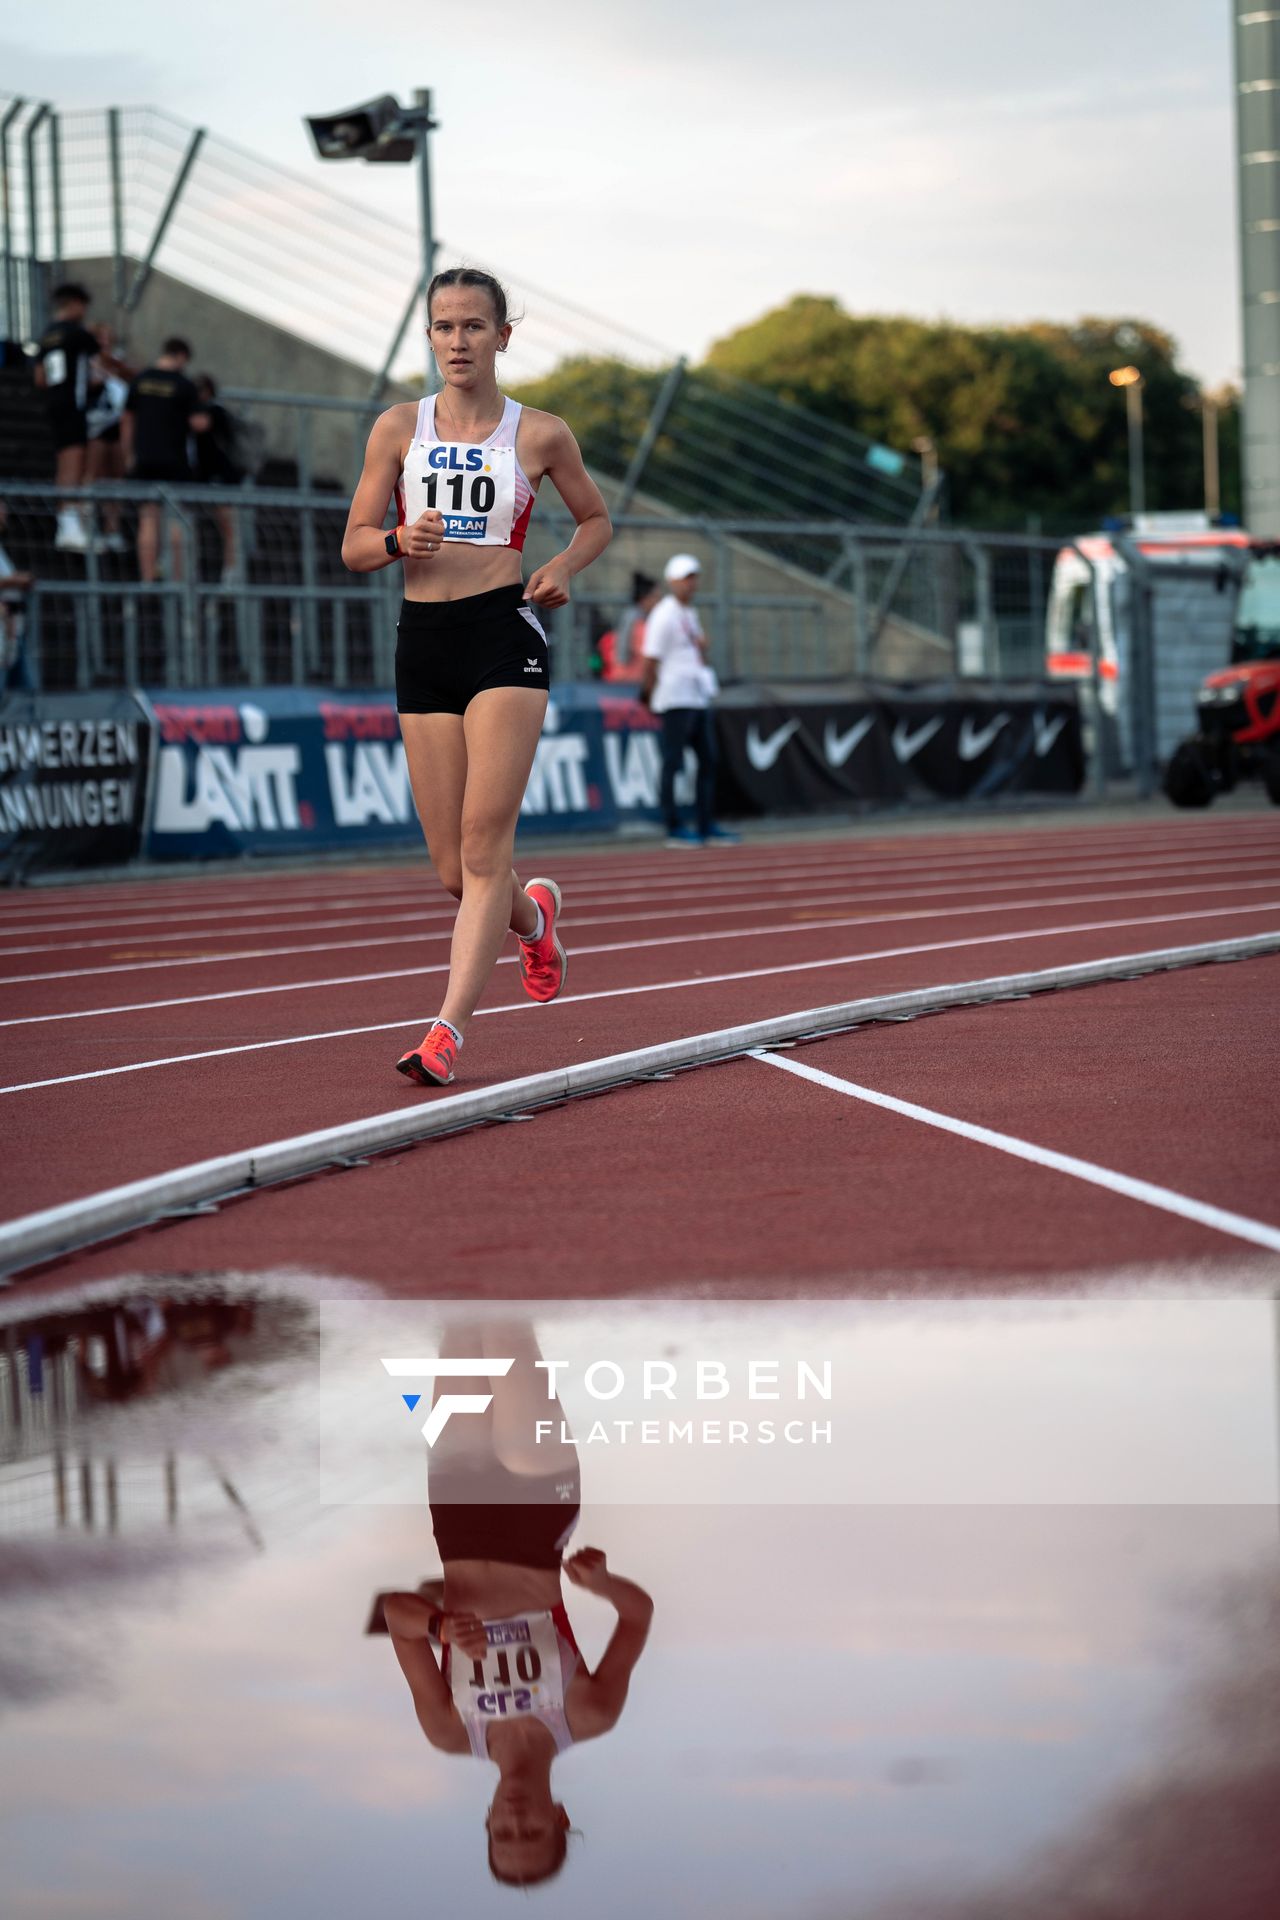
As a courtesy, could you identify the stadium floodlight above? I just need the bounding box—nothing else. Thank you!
[305,95,417,164]
[1108,367,1146,517]
[305,90,439,395]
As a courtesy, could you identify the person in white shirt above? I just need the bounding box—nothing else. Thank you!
[640,553,738,846]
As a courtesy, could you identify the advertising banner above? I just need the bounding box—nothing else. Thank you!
[120,681,1083,864]
[141,685,674,860]
[716,687,1082,814]
[0,689,152,878]
[715,701,904,812]
[880,690,1084,801]
[145,689,417,860]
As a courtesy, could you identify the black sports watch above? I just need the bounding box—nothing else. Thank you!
[385,529,400,558]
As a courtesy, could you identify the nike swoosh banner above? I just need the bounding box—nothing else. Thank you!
[714,690,1082,813]
[716,702,903,810]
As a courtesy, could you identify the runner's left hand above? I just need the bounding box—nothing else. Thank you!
[524,560,572,609]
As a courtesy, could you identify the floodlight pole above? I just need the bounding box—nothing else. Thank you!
[412,88,438,396]
[1125,381,1145,518]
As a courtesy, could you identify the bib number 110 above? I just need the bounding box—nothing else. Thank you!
[469,1646,543,1688]
[422,472,497,513]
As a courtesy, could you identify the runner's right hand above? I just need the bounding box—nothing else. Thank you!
[439,1610,488,1658]
[398,510,447,559]
[564,1548,611,1593]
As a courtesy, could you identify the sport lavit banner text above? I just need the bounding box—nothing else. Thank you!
[142,685,677,858]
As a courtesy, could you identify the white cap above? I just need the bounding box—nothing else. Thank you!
[664,552,701,582]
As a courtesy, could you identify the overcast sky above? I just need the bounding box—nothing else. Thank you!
[3,0,1241,383]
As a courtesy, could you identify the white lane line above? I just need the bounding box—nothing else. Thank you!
[8,819,1278,928]
[5,854,1279,980]
[7,830,1277,940]
[7,881,1280,1026]
[10,841,1280,952]
[750,1049,1280,1256]
[2,900,1278,1096]
[0,820,1236,910]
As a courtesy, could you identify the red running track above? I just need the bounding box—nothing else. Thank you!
[33,943,1280,1293]
[4,808,1279,1292]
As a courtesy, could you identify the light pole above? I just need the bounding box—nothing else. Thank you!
[305,92,440,396]
[1109,365,1145,517]
[411,90,437,391]
[1201,390,1221,520]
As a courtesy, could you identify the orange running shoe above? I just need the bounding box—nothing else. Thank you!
[518,878,567,1003]
[396,1020,460,1087]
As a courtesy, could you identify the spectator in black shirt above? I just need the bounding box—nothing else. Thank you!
[34,283,99,552]
[191,374,245,582]
[123,337,209,582]
[85,322,134,555]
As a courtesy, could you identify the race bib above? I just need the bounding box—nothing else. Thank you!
[43,349,68,387]
[403,440,516,546]
[450,1611,564,1725]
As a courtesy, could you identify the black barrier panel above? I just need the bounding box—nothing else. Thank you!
[880,691,1085,801]
[716,703,905,813]
[716,689,1083,814]
[0,690,153,879]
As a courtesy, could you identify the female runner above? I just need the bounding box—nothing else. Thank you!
[342,268,612,1086]
[373,1321,654,1889]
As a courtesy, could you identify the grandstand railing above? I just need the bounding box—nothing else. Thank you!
[0,479,1094,697]
[210,379,925,531]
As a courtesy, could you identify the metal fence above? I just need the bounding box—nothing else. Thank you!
[0,477,1090,698]
[0,94,665,388]
[1,92,923,530]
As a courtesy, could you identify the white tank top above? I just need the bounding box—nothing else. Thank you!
[396,393,536,551]
[444,1604,581,1760]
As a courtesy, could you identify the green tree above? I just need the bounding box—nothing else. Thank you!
[512,356,661,480]
[703,297,1238,530]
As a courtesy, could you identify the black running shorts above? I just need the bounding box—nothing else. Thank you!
[395,585,550,715]
[429,1455,582,1569]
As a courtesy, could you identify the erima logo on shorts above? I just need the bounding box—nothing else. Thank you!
[382,1356,515,1445]
[524,658,542,674]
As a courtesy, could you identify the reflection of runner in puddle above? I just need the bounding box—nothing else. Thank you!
[374,1322,654,1888]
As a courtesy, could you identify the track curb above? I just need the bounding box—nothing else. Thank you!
[3,929,1279,1279]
